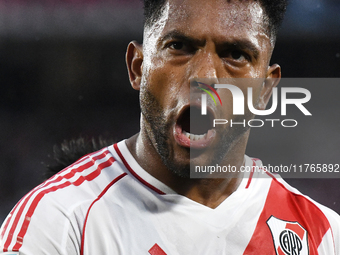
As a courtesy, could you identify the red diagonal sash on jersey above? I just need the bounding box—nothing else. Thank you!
[149,243,167,255]
[243,176,331,254]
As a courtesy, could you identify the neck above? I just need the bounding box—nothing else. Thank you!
[125,129,248,209]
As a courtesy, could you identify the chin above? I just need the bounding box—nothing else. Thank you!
[166,160,191,179]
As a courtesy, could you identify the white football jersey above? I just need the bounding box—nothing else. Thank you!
[1,140,339,254]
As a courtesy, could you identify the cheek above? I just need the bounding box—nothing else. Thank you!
[142,63,180,112]
[249,85,263,107]
[142,53,190,109]
[217,80,264,118]
[241,61,269,79]
[241,86,264,114]
[218,90,235,118]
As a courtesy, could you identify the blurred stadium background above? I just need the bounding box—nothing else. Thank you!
[0,0,339,223]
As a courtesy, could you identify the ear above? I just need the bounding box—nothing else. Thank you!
[257,64,281,110]
[126,41,143,91]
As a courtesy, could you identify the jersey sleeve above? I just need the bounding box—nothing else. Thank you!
[0,193,82,255]
[317,203,340,255]
[1,147,121,255]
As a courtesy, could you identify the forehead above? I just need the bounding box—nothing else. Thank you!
[145,0,268,42]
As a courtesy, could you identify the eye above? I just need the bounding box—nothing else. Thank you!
[231,50,244,60]
[220,49,250,64]
[230,50,247,61]
[169,42,184,50]
[166,41,195,55]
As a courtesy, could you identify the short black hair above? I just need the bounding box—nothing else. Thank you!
[44,136,115,179]
[143,0,288,39]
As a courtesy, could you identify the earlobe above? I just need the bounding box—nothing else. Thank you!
[258,64,281,110]
[126,41,143,91]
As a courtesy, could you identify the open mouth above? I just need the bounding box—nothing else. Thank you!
[174,105,216,148]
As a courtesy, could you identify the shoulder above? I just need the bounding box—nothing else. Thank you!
[315,200,340,254]
[271,177,340,254]
[0,145,127,253]
[245,163,340,254]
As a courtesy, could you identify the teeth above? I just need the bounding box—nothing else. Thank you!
[183,131,207,141]
[183,130,190,139]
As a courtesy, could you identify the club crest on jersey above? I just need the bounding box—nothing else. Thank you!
[267,216,309,255]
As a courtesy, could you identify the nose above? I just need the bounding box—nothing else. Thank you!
[190,51,220,86]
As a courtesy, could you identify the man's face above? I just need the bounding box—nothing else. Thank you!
[134,0,278,177]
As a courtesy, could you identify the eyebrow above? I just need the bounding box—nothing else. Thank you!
[158,30,205,48]
[158,30,260,59]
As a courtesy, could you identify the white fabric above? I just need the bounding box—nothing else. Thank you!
[0,140,339,255]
